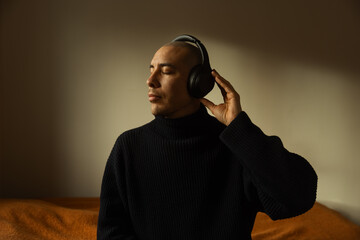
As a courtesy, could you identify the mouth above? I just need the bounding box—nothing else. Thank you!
[148,93,161,102]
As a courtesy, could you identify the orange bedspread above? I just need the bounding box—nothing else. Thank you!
[0,198,99,240]
[0,199,359,240]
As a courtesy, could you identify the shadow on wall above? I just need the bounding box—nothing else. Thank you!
[0,1,62,197]
[84,0,360,76]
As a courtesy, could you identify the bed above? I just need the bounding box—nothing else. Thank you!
[0,198,359,240]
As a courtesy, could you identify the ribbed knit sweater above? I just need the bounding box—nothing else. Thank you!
[97,106,317,240]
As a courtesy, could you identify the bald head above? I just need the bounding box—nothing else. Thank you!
[162,41,202,70]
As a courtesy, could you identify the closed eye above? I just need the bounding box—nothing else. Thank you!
[162,70,174,75]
[161,65,175,75]
[149,63,176,75]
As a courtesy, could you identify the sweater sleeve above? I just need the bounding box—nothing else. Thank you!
[97,137,138,240]
[220,111,318,220]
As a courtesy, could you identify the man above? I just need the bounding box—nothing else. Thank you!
[97,36,317,240]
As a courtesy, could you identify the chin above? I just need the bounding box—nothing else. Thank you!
[150,105,165,116]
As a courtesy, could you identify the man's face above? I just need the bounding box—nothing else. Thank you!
[147,45,200,118]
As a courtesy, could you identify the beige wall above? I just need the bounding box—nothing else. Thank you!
[1,0,359,223]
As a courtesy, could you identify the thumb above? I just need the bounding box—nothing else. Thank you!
[200,98,216,113]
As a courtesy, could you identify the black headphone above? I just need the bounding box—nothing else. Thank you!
[171,34,215,98]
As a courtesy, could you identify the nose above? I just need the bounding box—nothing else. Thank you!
[147,71,160,88]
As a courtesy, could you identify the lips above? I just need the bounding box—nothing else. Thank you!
[148,93,161,102]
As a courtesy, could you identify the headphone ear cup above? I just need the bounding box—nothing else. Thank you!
[199,67,215,97]
[188,65,215,98]
[187,65,202,98]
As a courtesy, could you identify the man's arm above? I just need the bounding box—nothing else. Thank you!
[201,70,318,220]
[98,138,137,240]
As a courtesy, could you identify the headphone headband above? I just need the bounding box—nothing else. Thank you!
[171,34,209,68]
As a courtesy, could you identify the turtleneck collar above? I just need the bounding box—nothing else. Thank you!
[150,104,219,139]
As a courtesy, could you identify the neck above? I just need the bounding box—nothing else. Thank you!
[151,104,216,139]
[162,101,201,119]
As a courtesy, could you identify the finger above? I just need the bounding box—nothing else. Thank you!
[215,81,227,101]
[200,98,216,112]
[212,70,236,94]
[212,70,231,101]
[212,70,227,96]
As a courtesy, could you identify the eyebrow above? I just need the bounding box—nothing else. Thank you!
[149,63,176,69]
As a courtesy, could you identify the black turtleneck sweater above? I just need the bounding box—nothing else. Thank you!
[97,106,317,240]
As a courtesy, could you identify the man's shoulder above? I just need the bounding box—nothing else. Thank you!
[117,120,154,142]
